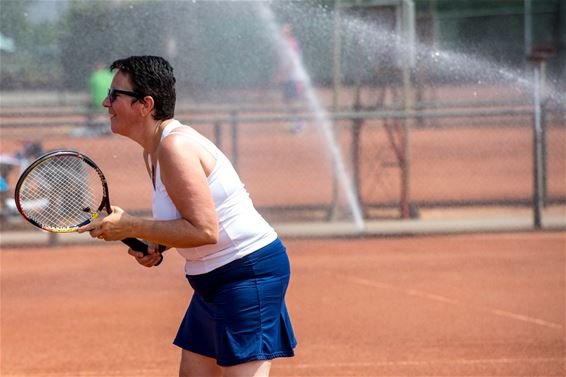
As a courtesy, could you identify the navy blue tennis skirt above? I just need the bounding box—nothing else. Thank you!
[173,238,297,366]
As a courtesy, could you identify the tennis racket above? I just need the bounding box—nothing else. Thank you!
[14,150,165,263]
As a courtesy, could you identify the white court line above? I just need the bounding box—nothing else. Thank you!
[6,358,563,376]
[2,370,163,377]
[4,358,564,376]
[278,357,565,369]
[345,276,563,330]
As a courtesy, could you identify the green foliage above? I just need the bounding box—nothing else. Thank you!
[0,0,32,42]
[1,0,564,91]
[433,0,562,73]
[0,0,63,89]
[58,0,276,92]
[434,0,523,12]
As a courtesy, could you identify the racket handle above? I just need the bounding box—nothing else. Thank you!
[121,238,166,266]
[121,237,149,253]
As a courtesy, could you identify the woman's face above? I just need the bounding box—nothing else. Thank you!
[103,70,142,137]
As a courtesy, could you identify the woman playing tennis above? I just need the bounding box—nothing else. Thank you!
[78,55,296,377]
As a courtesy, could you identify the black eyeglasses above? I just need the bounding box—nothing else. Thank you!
[107,88,144,103]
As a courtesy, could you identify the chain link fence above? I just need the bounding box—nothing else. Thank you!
[1,86,564,237]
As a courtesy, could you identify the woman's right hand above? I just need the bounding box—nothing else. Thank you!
[128,244,163,267]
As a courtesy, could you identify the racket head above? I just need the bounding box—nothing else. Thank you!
[14,150,110,232]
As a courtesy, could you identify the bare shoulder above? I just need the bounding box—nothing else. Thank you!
[157,134,200,167]
[159,126,217,175]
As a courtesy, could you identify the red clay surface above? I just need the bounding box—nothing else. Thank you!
[2,232,565,376]
[1,87,565,375]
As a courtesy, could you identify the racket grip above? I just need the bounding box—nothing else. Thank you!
[121,237,151,253]
[121,238,166,265]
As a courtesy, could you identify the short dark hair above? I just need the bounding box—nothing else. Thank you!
[110,56,176,120]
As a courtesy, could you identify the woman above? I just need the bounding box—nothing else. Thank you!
[78,56,296,377]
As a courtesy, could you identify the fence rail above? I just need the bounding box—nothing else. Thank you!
[1,99,565,238]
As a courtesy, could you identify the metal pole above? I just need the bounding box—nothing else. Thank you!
[352,88,363,211]
[524,0,532,56]
[352,120,363,212]
[213,120,222,149]
[48,232,59,247]
[540,61,548,206]
[332,0,342,112]
[231,111,239,173]
[400,0,415,219]
[330,0,342,220]
[532,64,543,229]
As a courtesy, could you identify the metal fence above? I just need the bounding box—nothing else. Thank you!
[2,91,565,229]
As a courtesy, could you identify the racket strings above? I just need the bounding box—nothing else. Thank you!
[18,156,104,230]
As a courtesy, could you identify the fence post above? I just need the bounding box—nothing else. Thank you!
[231,111,239,172]
[351,117,363,212]
[48,232,59,247]
[531,63,544,229]
[528,45,555,229]
[400,0,416,219]
[213,120,222,149]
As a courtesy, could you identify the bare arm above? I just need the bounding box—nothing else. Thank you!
[79,134,218,249]
[128,135,218,247]
[130,134,219,248]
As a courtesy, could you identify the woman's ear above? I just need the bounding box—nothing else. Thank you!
[140,96,155,117]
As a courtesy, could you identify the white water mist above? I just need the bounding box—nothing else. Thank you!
[256,3,365,231]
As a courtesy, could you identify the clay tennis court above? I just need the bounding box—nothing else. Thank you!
[1,231,564,376]
[1,85,565,376]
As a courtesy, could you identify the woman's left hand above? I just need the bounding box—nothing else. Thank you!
[78,205,134,241]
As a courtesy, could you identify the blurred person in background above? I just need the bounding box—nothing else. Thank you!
[274,23,304,133]
[78,55,296,377]
[86,62,114,133]
[0,141,44,218]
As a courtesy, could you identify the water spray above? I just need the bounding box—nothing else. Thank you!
[256,3,365,232]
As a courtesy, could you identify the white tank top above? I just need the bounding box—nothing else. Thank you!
[151,120,277,275]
